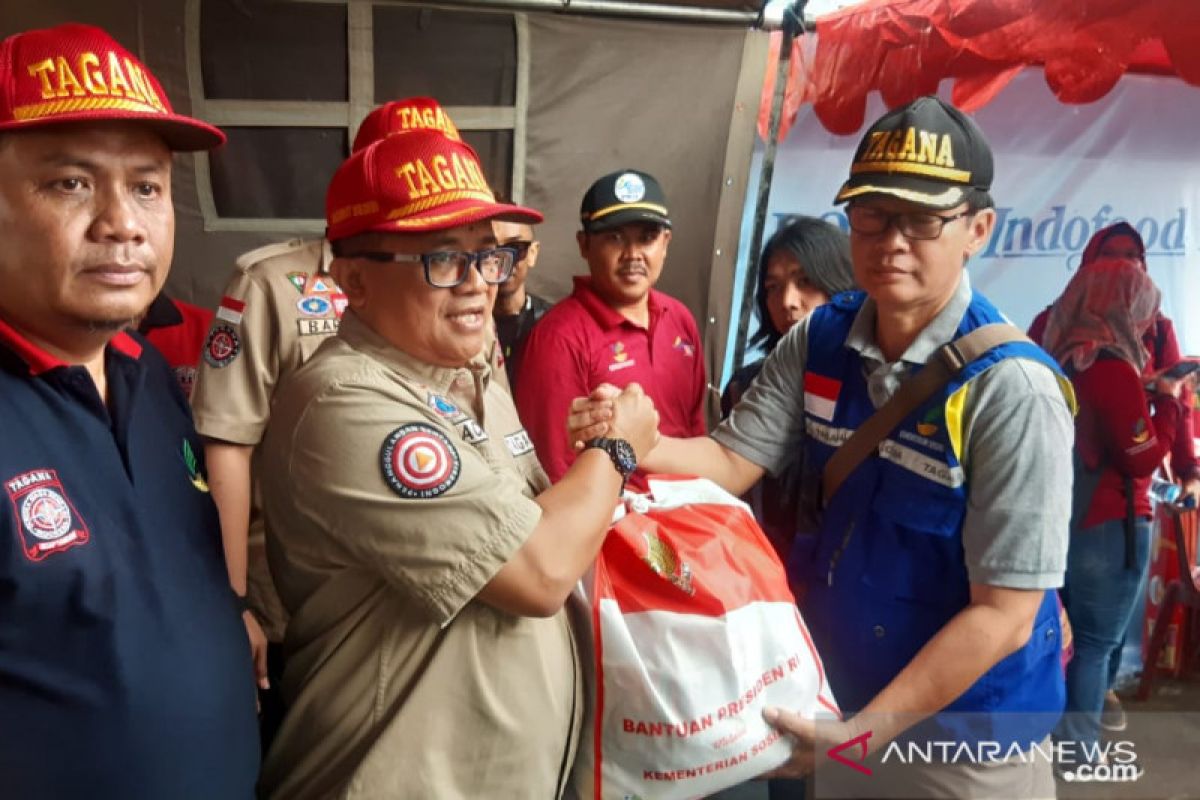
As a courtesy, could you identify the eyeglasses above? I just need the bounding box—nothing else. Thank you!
[846,206,972,240]
[500,240,534,262]
[348,246,518,288]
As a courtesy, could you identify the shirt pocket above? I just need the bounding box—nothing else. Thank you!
[862,475,969,608]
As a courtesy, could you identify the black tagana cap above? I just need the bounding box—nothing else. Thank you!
[580,169,671,232]
[834,95,993,210]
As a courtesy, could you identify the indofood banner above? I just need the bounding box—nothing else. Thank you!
[754,69,1200,356]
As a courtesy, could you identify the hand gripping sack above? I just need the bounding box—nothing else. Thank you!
[572,476,839,799]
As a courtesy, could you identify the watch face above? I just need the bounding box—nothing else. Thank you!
[612,439,637,476]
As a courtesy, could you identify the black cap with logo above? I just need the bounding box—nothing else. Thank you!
[580,169,672,232]
[834,96,993,210]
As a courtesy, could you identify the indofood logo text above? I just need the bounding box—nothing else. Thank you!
[791,205,1187,266]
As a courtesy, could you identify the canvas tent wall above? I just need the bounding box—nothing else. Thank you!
[1,0,771,399]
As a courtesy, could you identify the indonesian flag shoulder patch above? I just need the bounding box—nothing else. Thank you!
[804,373,841,421]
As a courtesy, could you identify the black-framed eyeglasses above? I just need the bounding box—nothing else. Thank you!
[348,246,518,288]
[846,206,972,240]
[500,240,534,262]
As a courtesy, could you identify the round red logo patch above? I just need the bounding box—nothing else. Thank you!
[380,423,461,499]
[203,323,241,368]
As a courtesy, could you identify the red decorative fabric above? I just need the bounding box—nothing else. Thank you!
[804,0,1200,135]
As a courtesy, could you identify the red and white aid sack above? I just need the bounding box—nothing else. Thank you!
[571,476,839,799]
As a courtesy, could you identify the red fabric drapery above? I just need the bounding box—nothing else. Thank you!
[792,0,1200,135]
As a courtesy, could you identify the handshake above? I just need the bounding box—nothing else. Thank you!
[568,383,662,464]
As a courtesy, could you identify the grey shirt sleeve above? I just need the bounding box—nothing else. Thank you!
[711,317,810,476]
[960,357,1074,590]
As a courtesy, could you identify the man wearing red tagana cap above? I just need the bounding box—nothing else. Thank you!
[191,99,505,749]
[0,23,258,799]
[256,117,660,798]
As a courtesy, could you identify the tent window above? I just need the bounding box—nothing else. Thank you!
[462,130,514,198]
[208,127,346,219]
[200,0,348,101]
[185,0,528,233]
[373,7,516,106]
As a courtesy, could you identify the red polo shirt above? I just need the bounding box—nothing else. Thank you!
[515,277,707,485]
[139,294,214,399]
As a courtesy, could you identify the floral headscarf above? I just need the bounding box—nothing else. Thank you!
[1042,254,1161,374]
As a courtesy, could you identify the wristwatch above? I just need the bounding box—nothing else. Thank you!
[584,437,637,492]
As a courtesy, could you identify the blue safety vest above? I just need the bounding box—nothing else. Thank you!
[793,289,1067,747]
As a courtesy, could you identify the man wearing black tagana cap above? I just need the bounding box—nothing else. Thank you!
[516,168,708,488]
[570,96,1076,796]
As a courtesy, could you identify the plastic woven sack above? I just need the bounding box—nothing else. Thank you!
[571,476,839,800]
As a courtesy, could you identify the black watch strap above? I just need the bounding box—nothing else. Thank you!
[584,436,637,492]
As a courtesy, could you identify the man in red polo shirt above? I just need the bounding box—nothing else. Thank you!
[515,169,707,485]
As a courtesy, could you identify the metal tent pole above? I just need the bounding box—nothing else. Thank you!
[730,0,808,373]
[368,0,769,26]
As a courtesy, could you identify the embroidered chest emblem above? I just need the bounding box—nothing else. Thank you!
[297,295,333,317]
[5,469,90,561]
[609,341,636,372]
[427,393,461,419]
[916,406,941,438]
[182,439,210,492]
[672,335,695,358]
[285,272,308,294]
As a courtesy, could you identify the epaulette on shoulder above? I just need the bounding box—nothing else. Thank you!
[830,289,867,312]
[234,238,323,273]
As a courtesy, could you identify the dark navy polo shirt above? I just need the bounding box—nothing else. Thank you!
[0,319,258,798]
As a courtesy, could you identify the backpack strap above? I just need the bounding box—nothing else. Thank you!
[822,323,1032,506]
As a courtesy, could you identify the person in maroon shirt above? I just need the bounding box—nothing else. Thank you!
[1030,223,1198,732]
[515,169,706,486]
[1042,257,1185,762]
[1030,222,1199,502]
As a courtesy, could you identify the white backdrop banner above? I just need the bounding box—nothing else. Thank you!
[747,69,1200,358]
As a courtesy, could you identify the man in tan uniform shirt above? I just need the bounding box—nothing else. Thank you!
[192,98,507,699]
[258,114,657,799]
[192,238,340,657]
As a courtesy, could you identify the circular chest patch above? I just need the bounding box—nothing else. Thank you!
[298,295,333,317]
[203,324,241,368]
[381,423,461,499]
[21,487,72,540]
[614,172,646,203]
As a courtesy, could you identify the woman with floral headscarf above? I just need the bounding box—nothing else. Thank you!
[1031,222,1200,732]
[1042,257,1185,768]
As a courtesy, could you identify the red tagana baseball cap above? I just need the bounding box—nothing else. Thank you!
[327,129,542,240]
[352,96,462,152]
[0,23,225,151]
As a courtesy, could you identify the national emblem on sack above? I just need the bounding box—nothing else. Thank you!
[642,530,694,595]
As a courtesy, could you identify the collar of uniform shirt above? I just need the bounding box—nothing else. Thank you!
[845,271,974,368]
[570,275,667,331]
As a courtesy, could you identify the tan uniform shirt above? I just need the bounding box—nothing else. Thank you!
[191,239,343,640]
[258,311,582,800]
